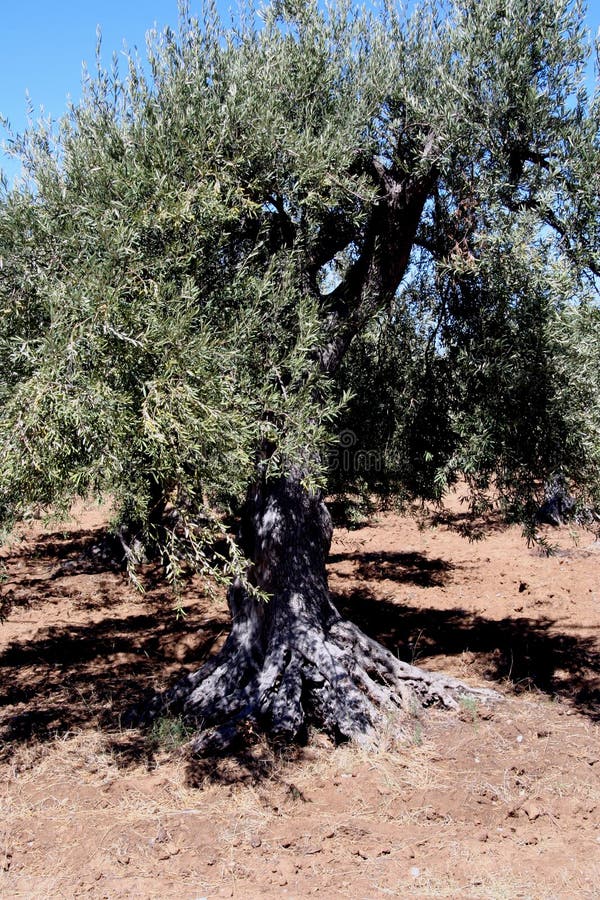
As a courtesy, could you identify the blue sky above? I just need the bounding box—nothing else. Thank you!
[1,1,599,185]
[0,0,201,183]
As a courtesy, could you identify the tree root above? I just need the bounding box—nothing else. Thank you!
[139,614,501,756]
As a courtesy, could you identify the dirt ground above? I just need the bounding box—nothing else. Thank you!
[0,499,599,899]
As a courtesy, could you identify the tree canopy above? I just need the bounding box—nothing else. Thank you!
[1,0,599,747]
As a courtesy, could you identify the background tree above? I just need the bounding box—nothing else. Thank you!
[0,0,598,752]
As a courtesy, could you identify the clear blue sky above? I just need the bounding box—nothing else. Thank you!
[1,1,599,185]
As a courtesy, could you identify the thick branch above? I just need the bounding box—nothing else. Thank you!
[319,162,437,374]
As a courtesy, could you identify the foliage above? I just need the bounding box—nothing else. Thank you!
[335,223,600,520]
[0,0,599,585]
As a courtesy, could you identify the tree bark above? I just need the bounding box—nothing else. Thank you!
[142,468,499,754]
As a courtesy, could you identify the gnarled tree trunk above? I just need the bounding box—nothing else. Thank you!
[143,468,498,754]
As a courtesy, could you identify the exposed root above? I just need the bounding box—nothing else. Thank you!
[138,615,501,756]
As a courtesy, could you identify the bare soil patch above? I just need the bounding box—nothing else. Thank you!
[1,502,599,898]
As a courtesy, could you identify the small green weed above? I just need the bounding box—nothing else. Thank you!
[148,716,194,751]
[459,695,479,726]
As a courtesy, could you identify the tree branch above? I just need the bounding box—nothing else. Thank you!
[318,161,437,374]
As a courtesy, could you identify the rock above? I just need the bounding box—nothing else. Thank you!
[523,802,542,821]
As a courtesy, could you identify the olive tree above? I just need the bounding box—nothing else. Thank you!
[1,0,598,752]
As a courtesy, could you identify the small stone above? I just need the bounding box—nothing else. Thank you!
[516,734,523,743]
[250,836,262,848]
[410,866,421,878]
[523,802,542,821]
[155,826,169,844]
[478,832,489,842]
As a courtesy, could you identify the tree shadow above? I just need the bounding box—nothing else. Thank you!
[422,507,508,539]
[1,522,599,781]
[184,742,313,788]
[334,586,600,720]
[0,524,229,767]
[0,605,227,754]
[329,549,454,587]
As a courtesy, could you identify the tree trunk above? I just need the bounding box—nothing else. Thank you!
[141,469,499,754]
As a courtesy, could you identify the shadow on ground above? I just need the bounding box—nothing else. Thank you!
[328,549,454,587]
[0,525,229,767]
[1,525,598,774]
